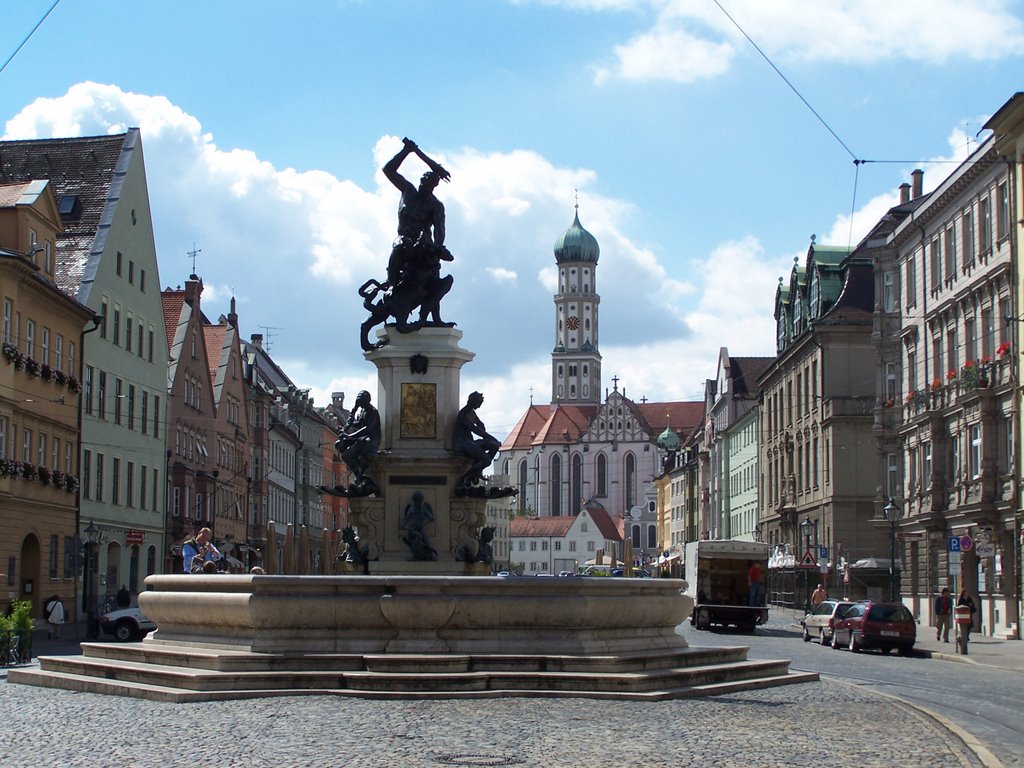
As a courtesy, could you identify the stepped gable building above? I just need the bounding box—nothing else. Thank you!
[200,298,252,568]
[0,180,94,620]
[499,209,703,562]
[759,235,890,582]
[0,130,168,608]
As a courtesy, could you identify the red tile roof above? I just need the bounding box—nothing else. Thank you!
[161,292,185,352]
[510,516,576,537]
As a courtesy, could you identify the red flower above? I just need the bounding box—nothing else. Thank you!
[946,370,957,380]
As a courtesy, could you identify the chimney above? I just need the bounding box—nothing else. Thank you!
[250,333,263,350]
[184,275,204,306]
[899,183,911,204]
[911,169,924,200]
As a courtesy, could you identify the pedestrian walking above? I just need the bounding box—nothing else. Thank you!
[747,560,763,607]
[44,595,65,640]
[811,584,827,608]
[934,587,952,642]
[957,590,977,639]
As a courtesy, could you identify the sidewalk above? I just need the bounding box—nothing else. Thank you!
[914,629,1024,672]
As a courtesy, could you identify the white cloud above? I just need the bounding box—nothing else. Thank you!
[486,267,518,282]
[576,0,1024,84]
[3,82,704,415]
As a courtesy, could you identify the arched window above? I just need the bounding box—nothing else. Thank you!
[550,453,562,516]
[632,524,641,548]
[625,453,636,509]
[571,453,583,513]
[518,459,528,503]
[647,524,657,548]
[596,453,607,496]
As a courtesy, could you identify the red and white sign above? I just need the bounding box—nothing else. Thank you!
[125,530,146,544]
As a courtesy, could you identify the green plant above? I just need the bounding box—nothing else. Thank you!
[10,599,34,632]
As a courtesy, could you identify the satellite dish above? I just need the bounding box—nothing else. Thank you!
[629,506,642,519]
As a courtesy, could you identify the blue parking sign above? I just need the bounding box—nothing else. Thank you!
[819,546,828,559]
[948,536,961,552]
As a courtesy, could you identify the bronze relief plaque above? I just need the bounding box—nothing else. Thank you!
[400,382,437,439]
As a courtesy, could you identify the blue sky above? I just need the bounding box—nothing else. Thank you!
[3,0,1023,437]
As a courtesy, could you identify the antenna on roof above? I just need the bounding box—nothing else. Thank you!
[186,243,202,279]
[260,326,283,352]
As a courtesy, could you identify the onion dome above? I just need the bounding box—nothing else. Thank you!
[657,424,680,451]
[553,210,599,264]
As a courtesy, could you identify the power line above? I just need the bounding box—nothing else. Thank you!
[712,0,858,163]
[0,0,62,77]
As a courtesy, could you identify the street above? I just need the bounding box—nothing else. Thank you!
[682,609,1024,767]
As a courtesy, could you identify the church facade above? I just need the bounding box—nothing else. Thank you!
[498,210,703,557]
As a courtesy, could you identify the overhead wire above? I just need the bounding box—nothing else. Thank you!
[0,0,62,77]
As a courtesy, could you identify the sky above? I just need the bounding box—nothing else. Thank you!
[2,0,1023,439]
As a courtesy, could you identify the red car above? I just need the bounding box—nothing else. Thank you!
[831,601,916,655]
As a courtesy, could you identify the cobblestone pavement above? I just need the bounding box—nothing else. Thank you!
[0,678,986,768]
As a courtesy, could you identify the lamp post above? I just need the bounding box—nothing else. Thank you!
[882,498,902,602]
[83,520,99,639]
[800,517,814,612]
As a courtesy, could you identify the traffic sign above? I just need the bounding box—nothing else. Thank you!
[948,536,961,553]
[960,534,973,552]
[819,546,829,559]
[798,549,817,568]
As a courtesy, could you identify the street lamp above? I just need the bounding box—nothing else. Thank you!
[800,517,814,612]
[882,498,902,602]
[83,520,100,639]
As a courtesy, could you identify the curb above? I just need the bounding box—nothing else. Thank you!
[829,678,1003,768]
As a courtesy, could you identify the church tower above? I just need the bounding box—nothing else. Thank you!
[551,207,601,405]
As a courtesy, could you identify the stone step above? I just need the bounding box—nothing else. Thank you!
[28,651,797,698]
[80,642,750,675]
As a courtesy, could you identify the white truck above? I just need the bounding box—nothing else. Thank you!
[685,540,770,633]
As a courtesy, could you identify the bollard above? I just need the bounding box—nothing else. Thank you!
[954,605,972,655]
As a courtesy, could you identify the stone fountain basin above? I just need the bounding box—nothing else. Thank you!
[139,574,693,656]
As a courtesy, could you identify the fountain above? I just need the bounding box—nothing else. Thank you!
[9,138,815,700]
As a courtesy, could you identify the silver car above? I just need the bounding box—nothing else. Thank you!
[801,599,855,645]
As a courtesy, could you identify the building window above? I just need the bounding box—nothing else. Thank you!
[126,460,134,507]
[929,239,941,290]
[100,300,108,339]
[112,307,120,346]
[922,443,932,490]
[82,450,91,499]
[128,384,136,430]
[125,312,133,353]
[980,197,992,252]
[997,181,1010,240]
[114,378,123,425]
[944,225,956,280]
[905,258,916,307]
[882,271,895,312]
[596,453,607,496]
[969,425,981,478]
[49,535,59,579]
[95,453,104,502]
[112,457,121,505]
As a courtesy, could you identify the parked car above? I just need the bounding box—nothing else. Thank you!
[800,599,855,645]
[99,606,156,642]
[831,601,916,655]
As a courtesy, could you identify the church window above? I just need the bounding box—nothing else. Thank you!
[583,365,588,376]
[596,453,607,496]
[572,453,583,512]
[625,453,636,509]
[558,365,564,378]
[518,460,528,501]
[585,319,590,331]
[550,453,562,516]
[570,385,576,397]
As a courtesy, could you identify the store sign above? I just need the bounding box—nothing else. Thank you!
[126,530,146,544]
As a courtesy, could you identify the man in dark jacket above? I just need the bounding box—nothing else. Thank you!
[934,587,952,642]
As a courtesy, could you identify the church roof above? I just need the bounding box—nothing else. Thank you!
[502,399,704,451]
[500,403,598,451]
[553,210,599,264]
